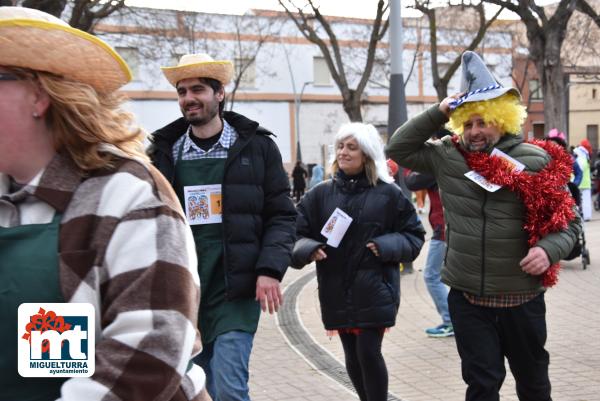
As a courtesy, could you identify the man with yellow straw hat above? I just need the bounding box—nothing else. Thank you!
[149,54,296,401]
[0,6,209,401]
[387,51,581,401]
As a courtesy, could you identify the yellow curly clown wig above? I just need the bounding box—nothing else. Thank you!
[447,93,527,135]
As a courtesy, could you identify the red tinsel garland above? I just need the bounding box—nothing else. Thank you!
[452,136,576,287]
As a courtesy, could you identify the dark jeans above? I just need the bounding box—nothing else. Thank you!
[448,289,551,401]
[339,328,388,401]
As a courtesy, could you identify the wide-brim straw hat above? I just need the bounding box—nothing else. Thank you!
[161,53,234,87]
[0,7,131,93]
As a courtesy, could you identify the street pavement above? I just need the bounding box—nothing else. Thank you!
[249,207,600,401]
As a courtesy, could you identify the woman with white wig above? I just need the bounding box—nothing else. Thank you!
[292,123,425,401]
[0,7,208,401]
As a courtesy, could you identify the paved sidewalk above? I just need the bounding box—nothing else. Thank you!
[250,209,600,401]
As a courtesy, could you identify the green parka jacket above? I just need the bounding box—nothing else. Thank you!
[386,105,581,296]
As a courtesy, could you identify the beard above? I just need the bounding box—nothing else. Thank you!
[464,136,500,152]
[182,101,220,127]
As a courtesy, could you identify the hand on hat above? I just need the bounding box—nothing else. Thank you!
[439,92,465,117]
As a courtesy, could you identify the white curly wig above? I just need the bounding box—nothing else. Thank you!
[331,122,394,185]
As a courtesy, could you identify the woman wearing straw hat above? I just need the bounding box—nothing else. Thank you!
[0,7,208,401]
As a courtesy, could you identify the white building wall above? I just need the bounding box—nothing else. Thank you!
[98,7,515,167]
[234,101,293,163]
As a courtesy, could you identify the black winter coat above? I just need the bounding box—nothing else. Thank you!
[148,111,297,300]
[292,171,425,330]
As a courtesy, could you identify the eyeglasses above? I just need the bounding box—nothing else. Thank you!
[0,72,20,81]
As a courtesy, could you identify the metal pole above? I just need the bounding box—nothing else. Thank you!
[387,0,410,191]
[296,81,312,162]
[280,37,299,163]
[387,0,413,273]
[387,0,408,135]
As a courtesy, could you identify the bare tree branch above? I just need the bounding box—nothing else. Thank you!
[21,0,66,17]
[415,1,503,100]
[278,0,389,121]
[482,0,594,134]
[577,0,600,28]
[69,0,126,32]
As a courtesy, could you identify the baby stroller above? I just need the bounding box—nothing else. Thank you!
[564,182,590,269]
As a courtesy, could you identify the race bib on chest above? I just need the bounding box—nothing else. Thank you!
[183,184,222,225]
[320,207,353,248]
[465,148,526,192]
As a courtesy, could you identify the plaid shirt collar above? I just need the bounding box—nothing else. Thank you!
[181,119,236,155]
[0,152,82,213]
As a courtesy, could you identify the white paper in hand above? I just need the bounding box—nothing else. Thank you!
[320,207,353,248]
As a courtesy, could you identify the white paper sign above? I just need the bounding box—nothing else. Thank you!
[183,184,222,225]
[320,207,353,248]
[490,148,526,173]
[465,148,527,192]
[465,171,502,192]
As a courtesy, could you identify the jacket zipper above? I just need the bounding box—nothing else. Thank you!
[480,191,488,296]
[444,223,450,264]
[221,134,252,301]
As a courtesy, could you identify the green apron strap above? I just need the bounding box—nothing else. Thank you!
[0,213,67,401]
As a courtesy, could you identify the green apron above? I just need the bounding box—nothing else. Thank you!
[0,213,67,401]
[174,140,260,345]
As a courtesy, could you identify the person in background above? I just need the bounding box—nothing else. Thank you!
[414,188,427,214]
[0,7,208,401]
[574,139,593,221]
[292,123,425,401]
[149,53,296,401]
[292,160,308,202]
[386,158,399,179]
[309,164,325,189]
[405,127,454,338]
[546,129,581,204]
[593,151,600,211]
[387,51,581,401]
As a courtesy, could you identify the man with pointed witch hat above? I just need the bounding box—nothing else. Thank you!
[387,51,581,401]
[148,54,296,401]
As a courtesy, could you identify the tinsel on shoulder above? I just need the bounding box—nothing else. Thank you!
[452,136,576,287]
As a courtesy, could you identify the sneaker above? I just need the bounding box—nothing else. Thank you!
[425,324,454,338]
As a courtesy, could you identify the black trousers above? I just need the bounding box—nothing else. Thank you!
[448,289,551,401]
[339,328,388,401]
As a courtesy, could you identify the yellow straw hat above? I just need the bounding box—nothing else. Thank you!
[0,7,131,93]
[161,53,234,87]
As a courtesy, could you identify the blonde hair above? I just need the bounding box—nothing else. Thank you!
[331,156,379,187]
[447,93,527,135]
[13,67,148,171]
[330,123,394,186]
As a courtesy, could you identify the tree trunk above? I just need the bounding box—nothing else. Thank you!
[531,27,567,135]
[539,60,567,135]
[434,80,449,102]
[342,91,363,122]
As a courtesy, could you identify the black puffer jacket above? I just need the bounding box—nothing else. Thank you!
[148,111,297,300]
[292,171,425,330]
